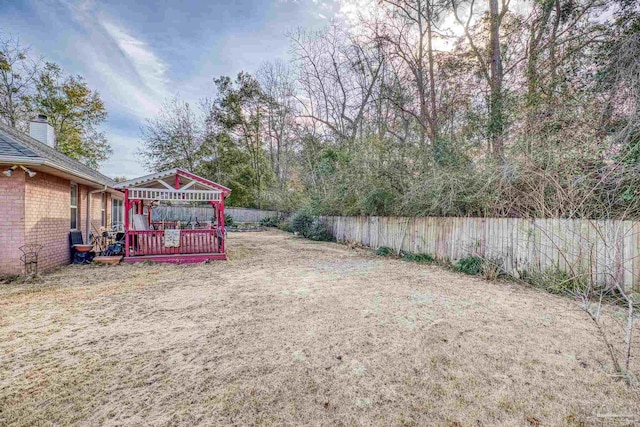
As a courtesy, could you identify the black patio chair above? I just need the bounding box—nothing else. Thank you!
[69,231,96,264]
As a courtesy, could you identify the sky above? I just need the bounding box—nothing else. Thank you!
[0,0,355,178]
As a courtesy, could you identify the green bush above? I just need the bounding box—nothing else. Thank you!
[523,268,586,295]
[306,220,334,241]
[225,214,234,227]
[376,246,394,256]
[403,252,435,263]
[456,255,483,275]
[260,215,281,227]
[277,219,293,233]
[287,210,334,241]
[291,210,314,236]
[361,189,396,216]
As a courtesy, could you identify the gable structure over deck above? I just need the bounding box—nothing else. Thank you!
[114,169,231,263]
[114,168,231,201]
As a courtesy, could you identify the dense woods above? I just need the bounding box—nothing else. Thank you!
[140,2,637,218]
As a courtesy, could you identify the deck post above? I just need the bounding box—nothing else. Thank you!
[124,189,130,257]
[209,201,216,227]
[209,201,216,251]
[220,195,225,253]
[211,200,221,252]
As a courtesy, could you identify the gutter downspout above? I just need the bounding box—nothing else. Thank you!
[86,186,107,243]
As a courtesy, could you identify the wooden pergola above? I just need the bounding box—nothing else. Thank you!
[114,169,231,263]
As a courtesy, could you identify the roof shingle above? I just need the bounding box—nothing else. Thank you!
[0,132,39,158]
[0,122,116,187]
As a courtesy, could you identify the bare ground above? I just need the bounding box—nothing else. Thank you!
[1,230,639,426]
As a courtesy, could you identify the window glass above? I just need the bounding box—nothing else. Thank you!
[111,199,124,231]
[101,193,107,227]
[70,184,78,229]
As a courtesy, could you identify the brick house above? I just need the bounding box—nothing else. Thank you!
[0,116,123,276]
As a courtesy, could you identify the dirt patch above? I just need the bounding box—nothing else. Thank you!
[1,230,639,426]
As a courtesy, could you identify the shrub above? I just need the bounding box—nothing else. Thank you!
[403,252,435,263]
[376,246,394,256]
[277,219,293,233]
[287,210,334,241]
[0,275,20,284]
[225,214,234,227]
[291,210,314,236]
[455,255,504,280]
[376,248,436,262]
[481,259,502,281]
[361,189,396,216]
[260,215,281,227]
[456,255,483,275]
[306,220,334,241]
[523,268,586,295]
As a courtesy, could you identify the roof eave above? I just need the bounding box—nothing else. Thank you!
[113,168,178,189]
[0,156,116,188]
[176,168,232,194]
[115,168,231,195]
[0,155,44,164]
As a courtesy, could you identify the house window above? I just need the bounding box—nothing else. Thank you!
[70,184,78,230]
[111,199,124,231]
[101,193,107,227]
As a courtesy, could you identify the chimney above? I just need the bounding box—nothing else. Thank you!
[29,114,56,148]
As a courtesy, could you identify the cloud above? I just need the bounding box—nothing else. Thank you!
[62,2,176,177]
[3,0,344,178]
[101,21,170,102]
[58,2,169,120]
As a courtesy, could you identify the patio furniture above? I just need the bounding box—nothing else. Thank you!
[100,232,125,258]
[69,231,95,264]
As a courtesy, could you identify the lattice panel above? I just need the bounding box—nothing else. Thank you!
[128,188,222,201]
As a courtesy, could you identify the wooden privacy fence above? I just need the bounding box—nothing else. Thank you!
[152,206,282,224]
[322,216,640,290]
[225,208,281,223]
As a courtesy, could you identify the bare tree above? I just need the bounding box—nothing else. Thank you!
[138,96,206,172]
[257,60,298,189]
[451,0,509,160]
[375,0,449,153]
[0,35,42,129]
[289,24,384,145]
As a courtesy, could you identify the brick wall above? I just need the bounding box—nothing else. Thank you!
[24,172,72,272]
[0,171,26,276]
[0,169,113,277]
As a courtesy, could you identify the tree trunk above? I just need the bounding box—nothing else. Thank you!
[426,0,438,143]
[489,0,504,161]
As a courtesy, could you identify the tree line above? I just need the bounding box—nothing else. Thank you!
[4,0,636,220]
[0,35,110,169]
[139,0,639,219]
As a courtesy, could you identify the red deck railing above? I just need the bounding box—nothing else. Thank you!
[126,229,220,257]
[149,221,213,231]
[150,221,180,230]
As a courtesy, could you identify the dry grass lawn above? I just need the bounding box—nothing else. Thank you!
[1,230,639,426]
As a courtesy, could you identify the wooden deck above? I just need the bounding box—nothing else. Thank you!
[124,228,226,263]
[126,229,220,256]
[123,253,226,263]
